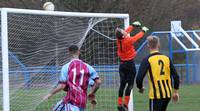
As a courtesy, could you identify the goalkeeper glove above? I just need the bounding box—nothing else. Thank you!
[141,26,149,33]
[132,21,142,27]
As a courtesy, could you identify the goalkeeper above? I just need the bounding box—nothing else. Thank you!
[116,21,149,111]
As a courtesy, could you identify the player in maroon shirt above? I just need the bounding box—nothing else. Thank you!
[43,44,101,111]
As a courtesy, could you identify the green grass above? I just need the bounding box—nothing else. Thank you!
[0,84,200,111]
[134,84,200,111]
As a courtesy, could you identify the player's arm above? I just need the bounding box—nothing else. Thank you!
[43,65,69,100]
[129,31,145,43]
[88,78,101,109]
[129,26,149,43]
[125,21,142,33]
[170,59,180,102]
[87,65,101,106]
[136,57,149,93]
[125,25,134,33]
[88,65,101,95]
[43,83,66,101]
[170,59,180,90]
[89,78,101,96]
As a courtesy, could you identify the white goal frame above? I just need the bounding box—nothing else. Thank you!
[0,8,133,111]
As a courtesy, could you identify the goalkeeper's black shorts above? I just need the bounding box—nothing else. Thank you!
[119,59,136,85]
[149,98,171,111]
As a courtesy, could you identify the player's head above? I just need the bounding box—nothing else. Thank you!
[68,44,80,56]
[147,36,160,50]
[115,27,128,39]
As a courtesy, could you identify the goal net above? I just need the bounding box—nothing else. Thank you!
[0,8,130,111]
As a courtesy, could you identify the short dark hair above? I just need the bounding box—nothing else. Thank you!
[68,44,79,54]
[116,28,124,39]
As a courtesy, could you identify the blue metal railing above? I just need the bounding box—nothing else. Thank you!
[8,63,196,85]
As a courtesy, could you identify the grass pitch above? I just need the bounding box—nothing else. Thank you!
[134,84,200,111]
[0,84,199,111]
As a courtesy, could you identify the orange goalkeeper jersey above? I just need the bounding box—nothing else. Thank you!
[117,26,145,61]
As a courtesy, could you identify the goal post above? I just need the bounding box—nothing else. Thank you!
[1,8,10,111]
[0,8,134,111]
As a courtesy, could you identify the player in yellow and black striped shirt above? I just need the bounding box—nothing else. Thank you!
[136,36,180,111]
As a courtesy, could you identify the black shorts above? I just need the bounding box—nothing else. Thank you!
[149,98,171,111]
[119,59,136,85]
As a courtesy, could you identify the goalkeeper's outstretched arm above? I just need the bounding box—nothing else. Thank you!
[125,25,134,33]
[124,21,142,33]
[129,26,149,43]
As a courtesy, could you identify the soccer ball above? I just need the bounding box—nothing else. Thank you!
[43,2,55,11]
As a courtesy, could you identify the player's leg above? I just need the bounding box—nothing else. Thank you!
[53,100,66,111]
[149,99,162,111]
[124,60,136,108]
[162,98,171,111]
[118,62,127,110]
[118,70,126,98]
[117,106,126,111]
[118,62,127,100]
[66,103,82,111]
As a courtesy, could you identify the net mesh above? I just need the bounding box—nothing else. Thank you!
[4,12,125,111]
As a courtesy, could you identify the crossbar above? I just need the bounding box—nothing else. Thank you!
[0,8,129,18]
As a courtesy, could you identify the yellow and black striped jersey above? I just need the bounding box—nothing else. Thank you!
[136,51,180,99]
